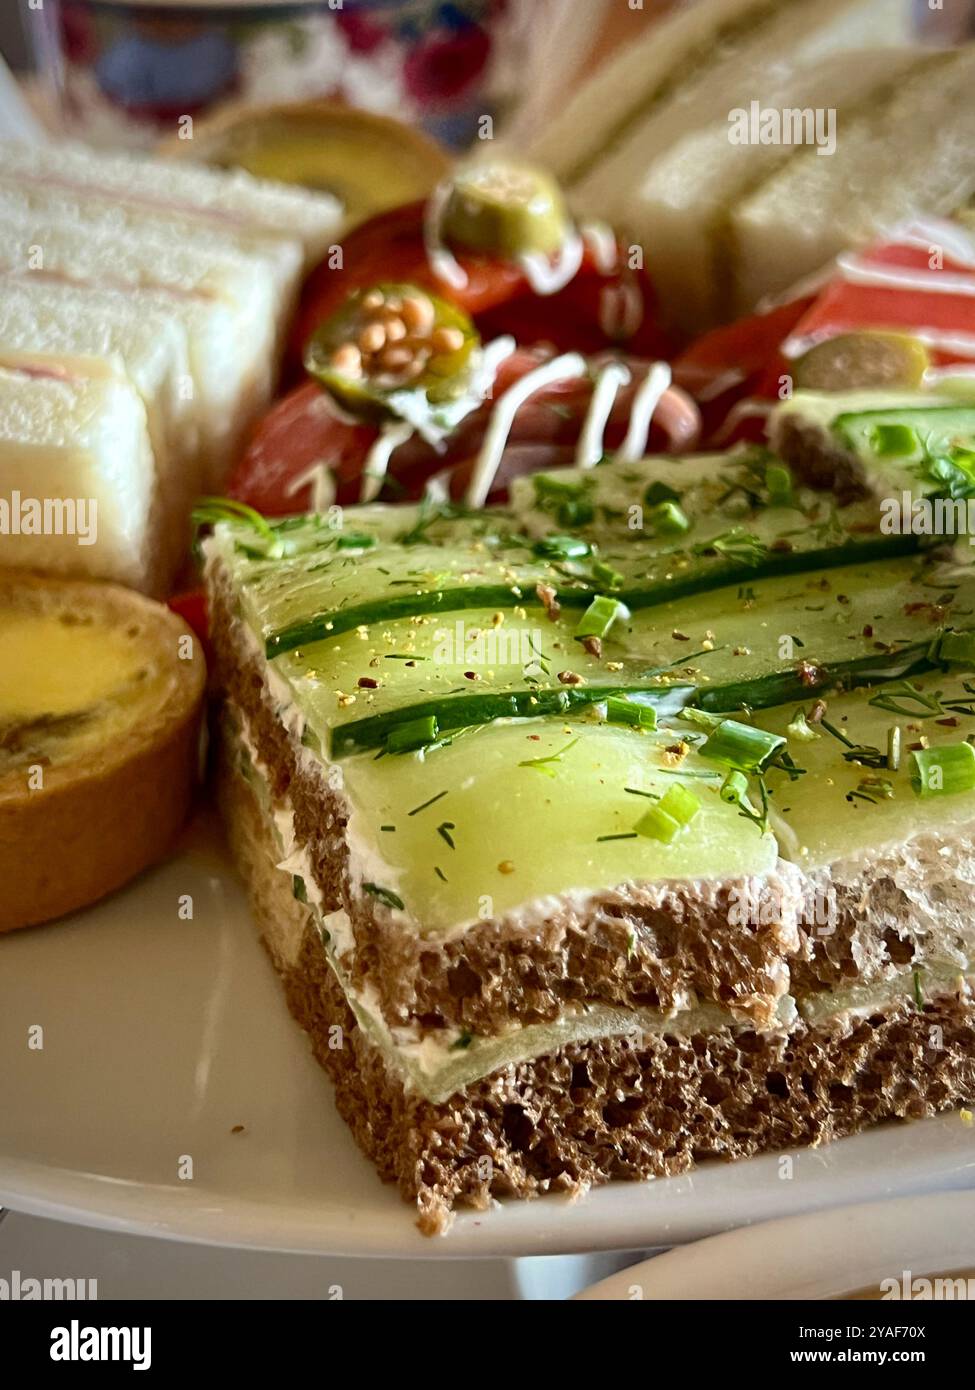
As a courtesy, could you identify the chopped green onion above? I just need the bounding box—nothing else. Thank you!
[559,497,595,527]
[533,533,591,560]
[644,480,681,507]
[292,875,308,903]
[787,708,820,742]
[335,532,377,550]
[604,696,657,729]
[657,784,701,826]
[887,725,901,772]
[679,707,724,732]
[634,804,681,843]
[719,770,770,832]
[700,718,786,773]
[910,741,975,797]
[719,770,751,806]
[871,423,918,457]
[534,473,587,499]
[574,594,629,640]
[648,499,690,536]
[532,474,594,527]
[591,559,624,589]
[935,630,975,667]
[765,463,793,505]
[386,715,439,753]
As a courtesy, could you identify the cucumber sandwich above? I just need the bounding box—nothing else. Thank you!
[204,417,975,1232]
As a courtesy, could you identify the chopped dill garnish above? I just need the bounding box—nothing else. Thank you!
[407,789,448,817]
[518,737,579,777]
[363,883,405,911]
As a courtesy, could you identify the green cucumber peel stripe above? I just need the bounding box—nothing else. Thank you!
[330,683,694,759]
[693,641,944,714]
[326,628,973,759]
[263,534,923,658]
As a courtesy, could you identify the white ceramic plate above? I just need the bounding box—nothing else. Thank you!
[576,1190,975,1299]
[2,807,974,1259]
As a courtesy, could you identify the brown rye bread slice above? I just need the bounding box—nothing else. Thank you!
[208,567,975,1039]
[219,742,975,1235]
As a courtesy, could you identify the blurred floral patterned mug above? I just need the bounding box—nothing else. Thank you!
[29,0,525,149]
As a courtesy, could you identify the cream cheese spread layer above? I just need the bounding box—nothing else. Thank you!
[231,713,971,1104]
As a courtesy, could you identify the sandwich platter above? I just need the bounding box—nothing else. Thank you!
[1,812,973,1258]
[4,0,975,1257]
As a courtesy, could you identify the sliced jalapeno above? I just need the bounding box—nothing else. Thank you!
[442,160,570,260]
[305,282,481,422]
[793,332,931,392]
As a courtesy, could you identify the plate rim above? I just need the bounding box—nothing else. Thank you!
[576,1189,975,1299]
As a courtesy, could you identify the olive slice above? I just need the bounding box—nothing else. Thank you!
[793,332,931,392]
[305,282,481,423]
[442,160,570,260]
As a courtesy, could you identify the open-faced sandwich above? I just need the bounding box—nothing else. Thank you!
[4,0,975,1237]
[200,161,975,1229]
[205,397,975,1233]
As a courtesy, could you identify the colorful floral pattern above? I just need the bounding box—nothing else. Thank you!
[56,0,518,149]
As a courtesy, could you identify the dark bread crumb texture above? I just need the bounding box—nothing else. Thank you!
[219,739,975,1236]
[287,908,975,1238]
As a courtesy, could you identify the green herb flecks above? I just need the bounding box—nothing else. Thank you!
[363,883,405,911]
[519,737,579,777]
[407,789,448,817]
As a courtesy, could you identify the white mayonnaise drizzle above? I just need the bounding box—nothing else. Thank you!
[354,336,516,503]
[425,178,588,299]
[423,468,453,503]
[575,361,630,468]
[285,459,336,512]
[360,420,414,503]
[465,352,587,507]
[837,251,975,298]
[581,221,619,276]
[711,397,774,445]
[598,278,644,340]
[616,362,672,464]
[695,367,746,402]
[470,334,518,402]
[925,364,975,385]
[517,229,584,296]
[896,217,975,268]
[423,177,469,291]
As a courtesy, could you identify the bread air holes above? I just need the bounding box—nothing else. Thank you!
[570,1061,591,1090]
[602,1097,645,1129]
[765,1070,790,1099]
[698,1073,729,1106]
[501,1103,534,1151]
[882,927,916,967]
